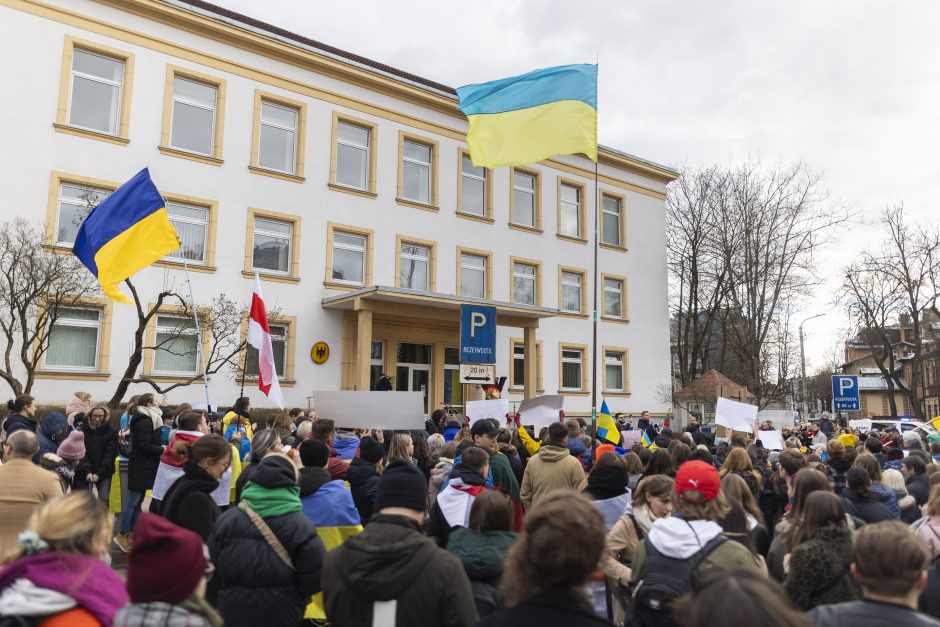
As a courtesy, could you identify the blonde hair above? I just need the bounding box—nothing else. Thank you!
[3,492,111,564]
[294,421,312,442]
[386,433,414,466]
[718,447,762,485]
[74,391,92,402]
[883,468,908,494]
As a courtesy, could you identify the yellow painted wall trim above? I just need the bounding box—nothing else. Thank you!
[53,123,130,145]
[324,222,375,287]
[242,207,302,281]
[456,211,494,225]
[249,88,307,178]
[327,183,378,200]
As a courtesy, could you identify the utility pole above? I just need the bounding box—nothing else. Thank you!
[799,313,827,418]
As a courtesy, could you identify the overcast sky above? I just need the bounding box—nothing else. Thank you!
[218,0,940,372]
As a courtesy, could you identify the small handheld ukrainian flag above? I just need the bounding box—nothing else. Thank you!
[596,400,621,445]
[73,168,179,304]
[457,63,598,169]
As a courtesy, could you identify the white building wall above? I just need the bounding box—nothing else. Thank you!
[0,0,673,414]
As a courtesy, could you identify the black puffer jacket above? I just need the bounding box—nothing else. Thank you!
[207,456,325,627]
[841,488,894,525]
[160,461,220,541]
[127,412,164,491]
[74,421,117,488]
[347,457,380,524]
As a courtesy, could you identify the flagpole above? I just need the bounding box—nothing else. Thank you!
[590,59,599,464]
[182,256,212,411]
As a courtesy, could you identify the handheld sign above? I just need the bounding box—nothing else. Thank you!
[715,397,758,432]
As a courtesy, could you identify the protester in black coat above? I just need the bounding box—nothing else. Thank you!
[841,468,895,525]
[347,436,385,524]
[74,406,117,496]
[428,457,488,547]
[127,406,165,491]
[904,458,931,506]
[161,435,231,541]
[208,455,325,627]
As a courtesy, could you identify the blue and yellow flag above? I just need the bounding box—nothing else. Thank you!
[596,400,621,445]
[73,168,179,304]
[456,63,598,169]
[641,431,653,448]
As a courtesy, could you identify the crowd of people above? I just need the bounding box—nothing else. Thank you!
[2,393,940,626]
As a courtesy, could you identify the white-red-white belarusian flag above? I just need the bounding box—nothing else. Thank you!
[248,272,284,409]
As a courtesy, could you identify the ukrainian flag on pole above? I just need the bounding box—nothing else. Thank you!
[596,400,621,445]
[73,168,179,304]
[456,63,598,169]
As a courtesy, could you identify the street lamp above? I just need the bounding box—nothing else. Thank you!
[799,312,827,417]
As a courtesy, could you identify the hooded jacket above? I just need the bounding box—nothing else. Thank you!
[841,488,895,525]
[869,482,901,519]
[207,457,325,627]
[519,443,586,511]
[446,527,516,618]
[908,472,931,506]
[2,413,36,438]
[428,463,487,547]
[347,456,380,524]
[322,513,478,627]
[37,412,70,458]
[826,457,853,495]
[74,420,117,485]
[812,599,940,627]
[332,431,361,461]
[783,525,857,611]
[566,437,591,472]
[160,461,221,541]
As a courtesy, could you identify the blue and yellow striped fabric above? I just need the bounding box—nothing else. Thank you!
[456,64,598,168]
[596,400,622,445]
[73,168,179,304]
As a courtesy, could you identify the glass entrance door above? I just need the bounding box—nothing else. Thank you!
[443,347,463,413]
[396,343,431,414]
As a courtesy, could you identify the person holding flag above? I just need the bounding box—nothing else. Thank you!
[596,400,622,446]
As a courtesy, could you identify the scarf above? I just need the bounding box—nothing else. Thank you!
[138,405,164,430]
[0,553,127,626]
[181,594,224,627]
[632,504,658,536]
[241,482,302,518]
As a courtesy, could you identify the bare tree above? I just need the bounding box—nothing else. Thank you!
[0,219,98,395]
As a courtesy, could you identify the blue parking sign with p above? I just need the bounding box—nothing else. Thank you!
[460,305,496,364]
[832,375,860,411]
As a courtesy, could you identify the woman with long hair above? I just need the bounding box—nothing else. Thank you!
[233,429,281,505]
[411,431,434,482]
[841,467,893,524]
[270,413,295,447]
[852,453,900,518]
[782,491,857,610]
[670,442,691,471]
[75,404,118,505]
[160,434,232,541]
[719,447,763,499]
[0,493,127,624]
[623,452,644,491]
[115,393,165,553]
[643,449,675,478]
[385,432,414,467]
[721,472,771,558]
[767,468,831,581]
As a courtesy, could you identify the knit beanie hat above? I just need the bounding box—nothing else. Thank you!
[358,436,385,465]
[127,513,207,604]
[374,459,427,512]
[299,438,329,468]
[887,448,905,461]
[56,430,86,461]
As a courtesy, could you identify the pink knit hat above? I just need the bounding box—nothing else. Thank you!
[56,430,86,461]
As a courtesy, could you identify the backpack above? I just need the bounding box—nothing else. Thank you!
[118,424,133,458]
[626,533,727,627]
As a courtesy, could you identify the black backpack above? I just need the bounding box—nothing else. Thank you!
[626,533,727,627]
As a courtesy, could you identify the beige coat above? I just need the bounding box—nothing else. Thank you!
[519,444,586,510]
[0,459,63,555]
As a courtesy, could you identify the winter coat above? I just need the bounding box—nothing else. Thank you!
[207,458,325,627]
[501,447,524,486]
[826,458,853,495]
[233,461,260,505]
[918,517,940,562]
[446,527,516,618]
[488,451,519,499]
[74,421,117,489]
[322,513,478,627]
[0,459,63,555]
[602,505,659,588]
[474,591,611,627]
[908,473,931,506]
[37,412,70,458]
[919,562,940,621]
[428,458,454,509]
[567,437,592,472]
[519,444,586,511]
[114,599,222,627]
[128,410,165,491]
[841,488,895,525]
[783,525,857,611]
[901,492,923,524]
[583,465,630,504]
[2,413,36,437]
[869,482,902,519]
[811,599,940,627]
[332,431,360,461]
[429,463,487,547]
[160,461,221,541]
[347,456,380,524]
[443,425,461,443]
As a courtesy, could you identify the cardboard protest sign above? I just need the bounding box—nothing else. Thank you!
[312,391,424,429]
[715,397,758,433]
[518,395,564,429]
[758,430,784,450]
[466,399,510,422]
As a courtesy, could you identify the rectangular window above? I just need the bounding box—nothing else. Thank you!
[246,323,287,378]
[604,278,623,318]
[513,344,526,388]
[402,140,432,204]
[513,171,536,227]
[561,271,583,313]
[336,122,370,189]
[460,254,486,299]
[560,183,581,238]
[513,262,537,306]
[68,49,124,135]
[252,218,292,274]
[400,243,430,291]
[46,308,101,370]
[602,195,622,247]
[258,101,298,174]
[461,155,487,217]
[165,202,208,264]
[170,76,217,155]
[153,315,197,374]
[561,348,583,390]
[370,341,385,391]
[56,183,111,245]
[332,232,366,284]
[606,351,625,392]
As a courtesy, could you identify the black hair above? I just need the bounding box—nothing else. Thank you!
[6,395,34,413]
[902,456,927,476]
[547,422,568,444]
[846,466,872,498]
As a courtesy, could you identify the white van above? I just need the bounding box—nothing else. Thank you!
[848,418,922,434]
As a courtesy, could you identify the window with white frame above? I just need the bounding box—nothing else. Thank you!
[400,243,429,291]
[606,351,625,392]
[153,315,197,374]
[561,271,583,313]
[602,195,622,246]
[461,155,486,216]
[170,76,218,155]
[45,307,101,370]
[336,122,370,190]
[513,262,537,305]
[560,183,581,238]
[252,218,292,274]
[513,171,536,227]
[561,348,583,390]
[460,253,486,299]
[402,140,432,204]
[56,183,111,245]
[68,49,124,135]
[604,278,624,318]
[246,322,286,378]
[332,232,366,284]
[258,101,298,174]
[165,202,208,264]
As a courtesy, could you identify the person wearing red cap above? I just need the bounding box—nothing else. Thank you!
[627,460,761,626]
[114,512,222,626]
